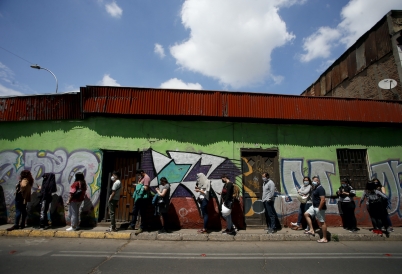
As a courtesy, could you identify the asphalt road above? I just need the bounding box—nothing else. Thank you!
[0,237,401,274]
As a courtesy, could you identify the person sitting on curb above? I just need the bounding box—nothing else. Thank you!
[304,176,328,243]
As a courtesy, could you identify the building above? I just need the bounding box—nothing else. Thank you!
[301,10,402,101]
[1,86,401,229]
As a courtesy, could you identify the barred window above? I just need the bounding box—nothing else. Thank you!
[336,149,369,190]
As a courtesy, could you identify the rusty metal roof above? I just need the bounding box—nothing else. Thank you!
[0,93,81,121]
[1,86,402,124]
[81,86,402,124]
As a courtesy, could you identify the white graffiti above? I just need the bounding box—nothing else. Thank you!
[0,149,102,218]
[371,160,402,216]
[281,159,336,202]
[148,151,238,202]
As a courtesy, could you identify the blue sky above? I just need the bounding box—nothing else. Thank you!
[1,0,402,97]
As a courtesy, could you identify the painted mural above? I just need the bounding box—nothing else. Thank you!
[0,148,102,225]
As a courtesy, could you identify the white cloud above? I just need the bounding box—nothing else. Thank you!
[160,78,202,90]
[300,0,402,62]
[271,74,284,85]
[105,2,123,18]
[154,43,166,59]
[98,74,121,86]
[300,27,341,62]
[170,0,301,89]
[0,83,24,97]
[0,62,15,84]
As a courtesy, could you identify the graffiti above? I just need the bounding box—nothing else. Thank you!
[143,150,242,203]
[371,160,402,217]
[281,159,336,203]
[0,149,102,223]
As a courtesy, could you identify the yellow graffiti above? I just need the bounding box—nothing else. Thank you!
[244,185,258,216]
[14,149,24,171]
[241,157,253,176]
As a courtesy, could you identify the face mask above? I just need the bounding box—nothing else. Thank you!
[341,184,346,187]
[262,178,268,182]
[111,176,115,181]
[303,181,309,185]
[312,181,318,186]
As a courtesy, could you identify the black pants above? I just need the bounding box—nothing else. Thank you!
[130,199,147,229]
[340,202,357,229]
[368,202,388,230]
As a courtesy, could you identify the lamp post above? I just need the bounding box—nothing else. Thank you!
[30,64,58,93]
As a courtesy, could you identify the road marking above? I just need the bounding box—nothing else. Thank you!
[114,255,402,260]
[52,254,110,257]
[59,251,112,254]
[16,250,51,256]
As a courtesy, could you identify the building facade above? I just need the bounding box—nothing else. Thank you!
[1,87,402,229]
[301,10,402,101]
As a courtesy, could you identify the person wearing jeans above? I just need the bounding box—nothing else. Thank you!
[262,172,278,234]
[291,177,312,230]
[66,172,87,231]
[195,173,210,234]
[6,170,33,231]
[219,174,235,235]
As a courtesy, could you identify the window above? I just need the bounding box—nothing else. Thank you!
[336,149,369,190]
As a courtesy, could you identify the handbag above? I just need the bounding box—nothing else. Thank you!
[197,194,205,203]
[157,196,165,205]
[221,203,232,216]
[296,194,308,204]
[224,200,233,209]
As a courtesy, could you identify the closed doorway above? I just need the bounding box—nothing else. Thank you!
[241,149,280,228]
[99,150,141,222]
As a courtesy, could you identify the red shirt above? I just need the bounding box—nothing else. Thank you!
[69,181,86,202]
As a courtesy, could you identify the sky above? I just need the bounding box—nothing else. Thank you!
[1,0,402,97]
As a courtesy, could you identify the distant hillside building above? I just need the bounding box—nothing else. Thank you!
[301,10,402,100]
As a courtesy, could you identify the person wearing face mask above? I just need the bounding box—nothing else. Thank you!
[291,177,312,230]
[195,173,211,234]
[304,176,328,243]
[218,174,235,235]
[107,171,121,232]
[262,172,278,234]
[372,178,393,232]
[129,170,151,235]
[337,178,358,232]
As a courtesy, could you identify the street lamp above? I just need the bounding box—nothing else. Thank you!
[30,64,58,93]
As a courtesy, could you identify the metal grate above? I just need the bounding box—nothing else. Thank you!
[336,149,369,190]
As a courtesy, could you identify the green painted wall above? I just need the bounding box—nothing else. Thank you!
[1,117,401,225]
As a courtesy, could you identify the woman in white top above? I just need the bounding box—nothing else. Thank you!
[195,173,210,234]
[291,177,312,230]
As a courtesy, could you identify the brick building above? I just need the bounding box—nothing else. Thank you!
[301,10,402,100]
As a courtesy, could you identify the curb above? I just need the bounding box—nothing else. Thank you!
[1,229,401,241]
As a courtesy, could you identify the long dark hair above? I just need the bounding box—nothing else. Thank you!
[20,170,33,186]
[75,172,87,191]
[303,176,312,185]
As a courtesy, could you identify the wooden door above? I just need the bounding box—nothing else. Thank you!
[241,151,279,227]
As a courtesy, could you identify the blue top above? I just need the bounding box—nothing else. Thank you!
[312,185,326,208]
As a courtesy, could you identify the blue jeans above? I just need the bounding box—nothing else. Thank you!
[297,203,308,225]
[264,200,277,230]
[223,213,233,230]
[200,199,209,229]
[14,199,27,228]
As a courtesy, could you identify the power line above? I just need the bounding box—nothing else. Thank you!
[0,45,34,64]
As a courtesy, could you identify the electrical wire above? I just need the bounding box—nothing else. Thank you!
[0,45,34,64]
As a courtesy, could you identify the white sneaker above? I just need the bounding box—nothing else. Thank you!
[66,227,74,231]
[290,222,298,226]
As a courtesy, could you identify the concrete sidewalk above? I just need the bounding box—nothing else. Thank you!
[1,224,401,241]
